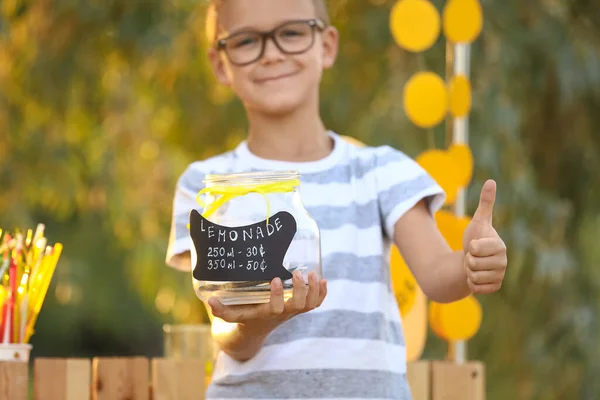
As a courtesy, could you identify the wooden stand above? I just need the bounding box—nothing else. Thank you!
[407,361,486,400]
[0,357,491,399]
[151,358,206,400]
[34,358,91,400]
[0,361,28,400]
[92,357,150,400]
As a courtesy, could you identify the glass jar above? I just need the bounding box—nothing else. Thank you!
[190,170,321,305]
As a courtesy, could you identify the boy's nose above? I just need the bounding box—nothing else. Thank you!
[260,37,285,65]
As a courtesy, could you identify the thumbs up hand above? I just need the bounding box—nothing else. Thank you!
[462,180,507,295]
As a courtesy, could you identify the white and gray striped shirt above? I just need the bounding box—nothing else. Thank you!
[166,132,445,400]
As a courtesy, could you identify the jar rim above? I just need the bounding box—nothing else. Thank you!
[204,170,300,186]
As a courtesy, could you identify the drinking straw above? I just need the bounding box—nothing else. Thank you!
[24,243,62,343]
[9,257,17,343]
[0,224,61,344]
[0,285,6,343]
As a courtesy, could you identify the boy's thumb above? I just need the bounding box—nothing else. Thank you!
[473,179,496,225]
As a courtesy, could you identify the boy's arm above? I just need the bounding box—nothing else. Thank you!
[394,180,507,303]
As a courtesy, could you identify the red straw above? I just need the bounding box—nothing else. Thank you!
[8,259,16,343]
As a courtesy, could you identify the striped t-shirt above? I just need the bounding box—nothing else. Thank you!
[166,131,445,400]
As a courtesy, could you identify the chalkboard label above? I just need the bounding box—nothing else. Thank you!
[190,210,297,282]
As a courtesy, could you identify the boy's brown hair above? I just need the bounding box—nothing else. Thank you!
[205,0,330,43]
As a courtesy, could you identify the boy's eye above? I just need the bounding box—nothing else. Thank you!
[230,35,259,48]
[280,29,303,37]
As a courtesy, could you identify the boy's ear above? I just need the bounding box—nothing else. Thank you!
[321,26,339,69]
[208,48,232,86]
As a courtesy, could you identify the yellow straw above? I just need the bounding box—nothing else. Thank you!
[24,243,62,343]
[0,285,6,309]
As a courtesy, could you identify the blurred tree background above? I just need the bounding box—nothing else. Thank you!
[1,0,600,399]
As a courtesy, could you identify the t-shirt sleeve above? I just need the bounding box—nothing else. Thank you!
[166,164,206,271]
[374,146,446,239]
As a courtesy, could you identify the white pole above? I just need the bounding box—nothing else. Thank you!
[452,42,471,365]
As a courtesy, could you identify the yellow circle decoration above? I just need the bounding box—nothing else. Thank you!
[390,246,417,317]
[390,0,441,52]
[443,0,483,44]
[435,210,471,251]
[416,149,460,204]
[429,295,483,341]
[403,287,428,361]
[403,72,448,128]
[448,75,472,117]
[428,299,445,339]
[448,143,474,188]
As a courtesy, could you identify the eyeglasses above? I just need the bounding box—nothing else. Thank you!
[215,19,326,66]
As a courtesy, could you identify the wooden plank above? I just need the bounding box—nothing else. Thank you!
[431,361,485,400]
[0,361,28,400]
[151,358,206,400]
[92,357,149,400]
[407,361,431,400]
[34,358,91,400]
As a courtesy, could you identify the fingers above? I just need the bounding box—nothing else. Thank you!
[209,272,328,324]
[208,278,286,323]
[208,298,247,323]
[473,179,496,225]
[466,267,505,285]
[316,279,327,307]
[468,237,505,257]
[465,237,507,295]
[304,272,321,310]
[468,279,501,295]
[286,271,309,312]
[269,278,285,315]
[465,251,507,272]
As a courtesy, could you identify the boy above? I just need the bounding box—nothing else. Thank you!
[166,0,507,398]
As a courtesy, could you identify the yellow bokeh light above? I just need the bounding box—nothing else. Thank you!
[404,72,448,128]
[443,0,483,44]
[435,210,471,251]
[155,286,176,314]
[428,295,483,341]
[390,246,418,317]
[448,143,474,187]
[390,0,441,52]
[416,149,460,204]
[449,75,472,117]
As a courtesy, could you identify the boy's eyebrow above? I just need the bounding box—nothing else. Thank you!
[222,25,259,35]
[221,18,315,37]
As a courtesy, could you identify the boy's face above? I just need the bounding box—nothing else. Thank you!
[209,0,338,116]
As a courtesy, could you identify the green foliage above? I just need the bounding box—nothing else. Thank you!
[1,0,600,398]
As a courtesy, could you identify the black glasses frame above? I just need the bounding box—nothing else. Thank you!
[215,19,327,66]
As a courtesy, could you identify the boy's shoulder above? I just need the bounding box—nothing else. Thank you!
[176,150,238,191]
[186,150,238,174]
[337,135,412,169]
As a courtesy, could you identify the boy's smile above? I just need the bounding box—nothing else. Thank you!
[254,71,300,84]
[209,0,338,117]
